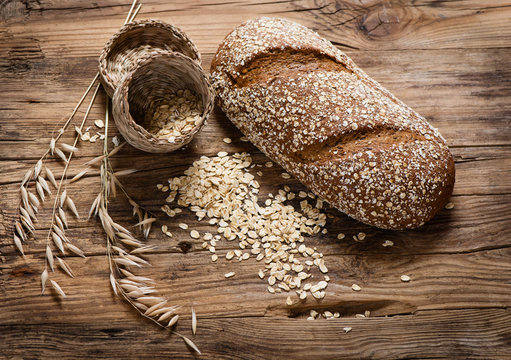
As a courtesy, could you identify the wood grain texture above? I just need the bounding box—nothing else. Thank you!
[1,0,510,358]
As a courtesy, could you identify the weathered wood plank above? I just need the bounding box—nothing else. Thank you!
[1,308,510,359]
[1,164,510,256]
[1,246,510,324]
[2,143,511,198]
[1,0,510,358]
[2,0,511,52]
[1,48,510,149]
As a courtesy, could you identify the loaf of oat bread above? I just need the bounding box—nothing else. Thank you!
[210,17,455,230]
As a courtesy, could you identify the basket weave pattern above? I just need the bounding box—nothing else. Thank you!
[99,19,201,97]
[112,50,214,153]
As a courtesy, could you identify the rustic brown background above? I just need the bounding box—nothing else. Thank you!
[1,0,510,359]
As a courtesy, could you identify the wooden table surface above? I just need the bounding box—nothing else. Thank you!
[1,1,511,359]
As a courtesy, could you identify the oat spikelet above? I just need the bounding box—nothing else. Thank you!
[19,209,34,228]
[66,196,79,218]
[21,168,33,186]
[51,232,65,253]
[28,191,40,208]
[133,217,157,227]
[36,181,46,201]
[148,305,179,317]
[69,169,88,183]
[20,207,35,222]
[85,155,105,166]
[54,148,68,162]
[34,160,43,178]
[50,279,66,297]
[118,237,143,247]
[113,257,141,267]
[46,245,54,271]
[65,243,85,258]
[50,138,56,155]
[23,203,37,220]
[13,235,24,256]
[60,190,67,207]
[58,207,68,228]
[20,186,29,207]
[192,307,197,335]
[167,315,179,327]
[130,246,155,254]
[127,275,154,284]
[55,215,65,231]
[181,335,201,355]
[136,296,165,306]
[144,301,168,316]
[113,169,137,177]
[60,143,79,153]
[41,269,48,294]
[38,176,51,195]
[56,257,74,278]
[88,194,101,220]
[108,141,126,157]
[45,167,58,188]
[109,273,118,295]
[157,309,176,322]
[124,254,149,265]
[15,221,26,241]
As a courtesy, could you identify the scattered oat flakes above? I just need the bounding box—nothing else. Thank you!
[224,272,235,278]
[445,202,454,209]
[400,274,411,282]
[382,240,394,247]
[211,254,218,262]
[281,172,291,179]
[337,233,345,240]
[94,119,104,128]
[190,230,200,239]
[258,269,264,279]
[286,296,292,306]
[343,327,352,333]
[351,284,361,291]
[223,137,232,144]
[179,223,188,230]
[162,152,330,305]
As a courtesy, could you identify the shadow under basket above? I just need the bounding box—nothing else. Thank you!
[99,19,201,97]
[112,51,214,153]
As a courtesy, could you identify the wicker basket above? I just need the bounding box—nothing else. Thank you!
[99,19,200,97]
[112,50,214,153]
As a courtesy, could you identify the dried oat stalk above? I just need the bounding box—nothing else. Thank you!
[94,97,200,354]
[14,0,201,353]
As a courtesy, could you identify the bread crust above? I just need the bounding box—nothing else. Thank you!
[210,17,455,230]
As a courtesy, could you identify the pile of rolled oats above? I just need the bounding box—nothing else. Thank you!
[159,152,332,304]
[143,89,203,143]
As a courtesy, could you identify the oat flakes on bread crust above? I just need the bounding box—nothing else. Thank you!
[210,17,455,230]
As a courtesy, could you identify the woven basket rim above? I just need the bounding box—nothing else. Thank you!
[112,49,214,151]
[99,19,201,97]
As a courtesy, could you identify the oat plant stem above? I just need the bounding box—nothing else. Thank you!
[44,83,101,270]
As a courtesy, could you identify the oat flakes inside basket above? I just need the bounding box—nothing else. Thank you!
[142,89,204,143]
